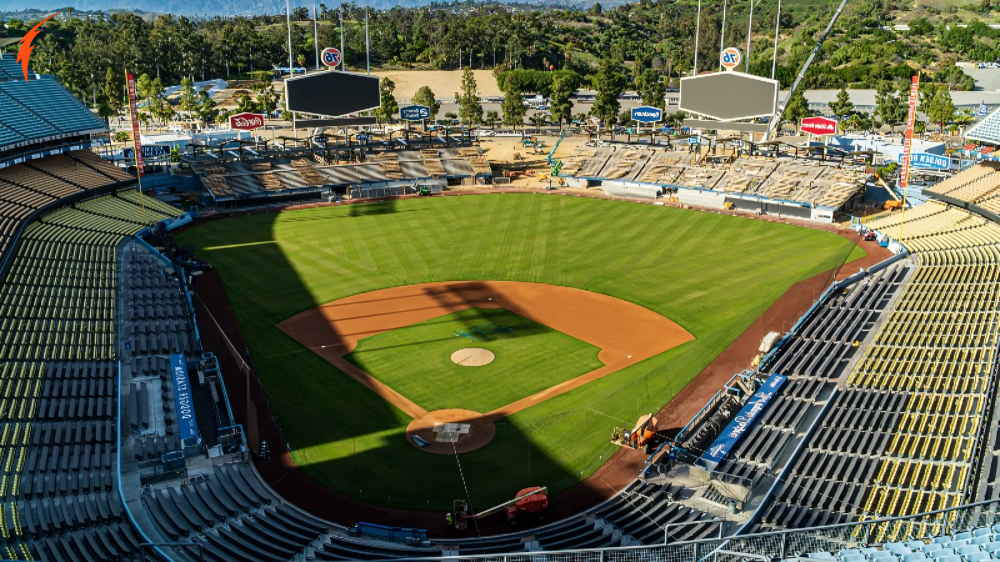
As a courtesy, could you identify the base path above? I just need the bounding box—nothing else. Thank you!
[277,281,695,441]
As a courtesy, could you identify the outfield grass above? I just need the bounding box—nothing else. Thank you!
[345,308,603,413]
[180,194,866,511]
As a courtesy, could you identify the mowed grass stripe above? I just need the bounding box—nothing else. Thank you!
[180,194,864,509]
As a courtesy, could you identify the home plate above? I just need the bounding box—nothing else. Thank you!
[433,423,470,443]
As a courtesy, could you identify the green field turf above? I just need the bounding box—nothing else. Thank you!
[180,194,866,511]
[344,308,603,413]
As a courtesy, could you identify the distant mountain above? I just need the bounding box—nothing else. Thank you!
[0,0,613,18]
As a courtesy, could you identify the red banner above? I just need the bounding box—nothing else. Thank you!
[126,72,144,177]
[229,113,265,131]
[900,75,920,192]
[800,116,838,136]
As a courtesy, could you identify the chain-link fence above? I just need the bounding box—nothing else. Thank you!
[364,499,1000,562]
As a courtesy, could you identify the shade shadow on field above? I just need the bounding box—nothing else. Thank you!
[185,209,581,531]
[349,198,397,216]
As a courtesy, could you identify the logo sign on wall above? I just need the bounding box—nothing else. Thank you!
[123,145,171,159]
[315,135,329,144]
[702,373,787,463]
[800,116,838,136]
[399,104,431,121]
[229,112,265,131]
[321,47,342,67]
[630,106,663,123]
[897,152,950,170]
[720,47,742,71]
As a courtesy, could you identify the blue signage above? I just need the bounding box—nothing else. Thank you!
[980,101,989,116]
[400,104,431,121]
[355,134,370,142]
[315,135,328,144]
[631,106,663,123]
[897,152,950,170]
[170,354,199,443]
[124,145,171,159]
[702,373,787,464]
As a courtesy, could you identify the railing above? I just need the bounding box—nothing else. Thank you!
[365,498,1000,562]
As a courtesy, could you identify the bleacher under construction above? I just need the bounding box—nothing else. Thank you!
[560,145,867,220]
[195,147,493,202]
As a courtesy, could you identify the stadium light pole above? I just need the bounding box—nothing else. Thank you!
[286,0,294,75]
[719,0,728,72]
[314,1,320,71]
[365,0,371,75]
[340,2,345,71]
[745,0,754,73]
[693,0,701,76]
[771,0,781,80]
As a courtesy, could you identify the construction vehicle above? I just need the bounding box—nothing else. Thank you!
[452,487,548,530]
[874,172,903,210]
[611,414,663,454]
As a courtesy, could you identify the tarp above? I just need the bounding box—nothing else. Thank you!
[170,354,199,443]
[702,373,787,463]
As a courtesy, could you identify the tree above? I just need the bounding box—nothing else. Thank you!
[827,88,854,132]
[589,2,602,15]
[875,80,906,131]
[501,83,527,129]
[194,91,218,128]
[782,89,811,133]
[637,69,665,111]
[178,77,199,115]
[549,73,574,129]
[413,86,439,121]
[592,59,627,127]
[484,110,500,129]
[455,67,483,125]
[927,87,956,133]
[103,68,121,117]
[376,76,398,124]
[296,54,306,69]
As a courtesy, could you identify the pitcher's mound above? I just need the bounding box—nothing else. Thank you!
[451,348,495,366]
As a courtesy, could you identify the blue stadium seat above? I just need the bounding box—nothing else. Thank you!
[887,544,914,556]
[963,553,992,562]
[925,544,947,554]
[931,550,958,560]
[873,550,899,559]
[841,553,867,562]
[903,553,929,562]
[971,537,993,546]
[809,552,838,560]
[955,533,975,542]
[973,528,993,538]
[955,546,983,557]
[907,542,929,551]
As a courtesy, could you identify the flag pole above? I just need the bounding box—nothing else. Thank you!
[125,69,148,224]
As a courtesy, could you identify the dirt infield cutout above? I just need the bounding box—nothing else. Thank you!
[277,281,694,454]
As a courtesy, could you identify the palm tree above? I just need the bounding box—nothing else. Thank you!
[953,108,976,135]
[296,54,307,70]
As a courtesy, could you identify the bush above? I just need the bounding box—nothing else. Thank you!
[496,69,583,96]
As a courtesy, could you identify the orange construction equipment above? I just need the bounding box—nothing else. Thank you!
[611,414,663,454]
[875,171,903,210]
[451,487,549,530]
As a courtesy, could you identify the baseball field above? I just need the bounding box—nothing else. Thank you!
[180,194,864,511]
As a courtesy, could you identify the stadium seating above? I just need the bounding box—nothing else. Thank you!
[0,77,107,136]
[0,198,154,560]
[759,192,1000,539]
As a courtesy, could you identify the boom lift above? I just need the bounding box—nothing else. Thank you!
[452,487,549,530]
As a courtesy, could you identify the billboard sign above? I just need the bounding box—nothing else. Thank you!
[229,112,265,131]
[286,70,380,117]
[321,47,342,67]
[400,104,431,121]
[631,106,663,123]
[679,72,779,122]
[169,354,199,443]
[702,373,787,464]
[124,145,171,159]
[800,116,838,136]
[720,47,742,71]
[897,152,950,170]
